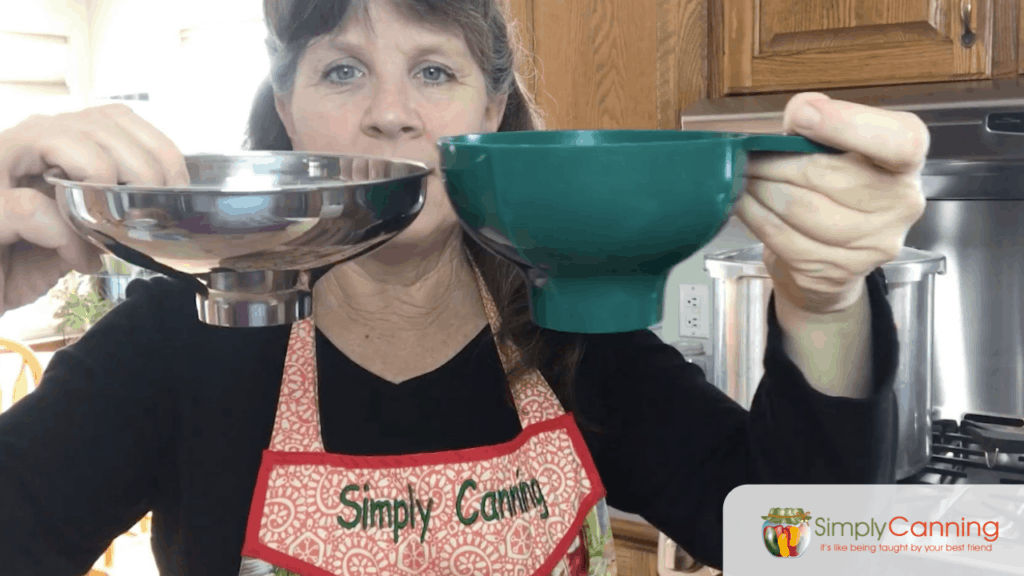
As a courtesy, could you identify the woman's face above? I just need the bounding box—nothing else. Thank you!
[275,1,507,254]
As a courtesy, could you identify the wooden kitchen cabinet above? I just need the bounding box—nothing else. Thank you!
[610,517,724,576]
[505,0,707,131]
[505,0,1024,132]
[714,0,994,95]
[610,518,660,576]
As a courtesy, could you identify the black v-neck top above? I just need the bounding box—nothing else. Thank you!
[317,324,527,454]
[0,268,898,575]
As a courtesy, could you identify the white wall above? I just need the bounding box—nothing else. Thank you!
[0,0,91,131]
[656,216,759,348]
[0,0,87,35]
[88,0,265,96]
[88,0,270,153]
[87,0,179,98]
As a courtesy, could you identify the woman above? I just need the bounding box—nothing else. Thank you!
[0,0,927,574]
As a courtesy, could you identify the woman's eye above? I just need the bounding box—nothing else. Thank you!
[325,64,363,83]
[419,65,453,84]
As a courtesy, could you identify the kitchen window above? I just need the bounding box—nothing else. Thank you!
[0,30,87,132]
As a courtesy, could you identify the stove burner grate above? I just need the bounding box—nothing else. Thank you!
[898,417,1024,485]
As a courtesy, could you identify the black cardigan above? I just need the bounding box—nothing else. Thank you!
[0,268,897,575]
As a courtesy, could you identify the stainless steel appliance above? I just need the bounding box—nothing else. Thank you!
[681,79,1024,434]
[905,111,1024,425]
[704,244,946,480]
[666,80,1024,569]
[891,416,1024,572]
[902,417,1024,485]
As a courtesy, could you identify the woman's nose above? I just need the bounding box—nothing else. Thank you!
[361,83,422,140]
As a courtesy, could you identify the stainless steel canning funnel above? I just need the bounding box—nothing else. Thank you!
[44,152,430,327]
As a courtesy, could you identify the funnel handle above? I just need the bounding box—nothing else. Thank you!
[742,134,841,155]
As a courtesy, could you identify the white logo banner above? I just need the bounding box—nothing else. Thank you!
[723,485,1024,575]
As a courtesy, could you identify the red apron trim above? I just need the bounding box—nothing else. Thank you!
[241,412,608,560]
[239,259,618,576]
[241,466,605,576]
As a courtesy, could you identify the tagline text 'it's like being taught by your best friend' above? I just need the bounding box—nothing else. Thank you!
[821,543,995,553]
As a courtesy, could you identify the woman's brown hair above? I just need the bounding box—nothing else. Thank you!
[244,0,593,430]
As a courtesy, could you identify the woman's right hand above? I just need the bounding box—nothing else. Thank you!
[0,103,190,315]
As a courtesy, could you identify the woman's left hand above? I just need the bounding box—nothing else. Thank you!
[733,92,929,315]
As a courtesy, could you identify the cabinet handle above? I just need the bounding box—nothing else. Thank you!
[961,0,976,47]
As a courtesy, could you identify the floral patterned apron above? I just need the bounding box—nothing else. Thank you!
[238,264,618,576]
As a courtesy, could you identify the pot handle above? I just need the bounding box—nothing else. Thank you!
[741,133,841,155]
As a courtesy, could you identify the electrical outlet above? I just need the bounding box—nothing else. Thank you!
[679,283,710,339]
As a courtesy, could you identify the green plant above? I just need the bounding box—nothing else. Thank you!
[57,290,114,333]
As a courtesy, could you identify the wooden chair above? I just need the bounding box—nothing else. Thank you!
[0,338,152,576]
[85,513,154,576]
[0,337,43,413]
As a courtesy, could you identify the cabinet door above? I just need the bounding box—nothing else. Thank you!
[506,0,538,99]
[1018,0,1024,74]
[718,0,992,95]
[507,0,708,131]
[611,518,660,576]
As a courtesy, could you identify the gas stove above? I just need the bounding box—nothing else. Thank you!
[882,416,1024,575]
[899,415,1024,485]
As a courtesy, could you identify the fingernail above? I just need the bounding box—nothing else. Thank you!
[793,102,823,131]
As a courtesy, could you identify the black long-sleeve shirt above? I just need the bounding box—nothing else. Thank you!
[0,268,897,575]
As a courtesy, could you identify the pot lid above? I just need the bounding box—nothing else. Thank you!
[704,243,946,282]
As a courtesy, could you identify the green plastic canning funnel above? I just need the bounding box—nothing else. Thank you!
[439,130,837,334]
